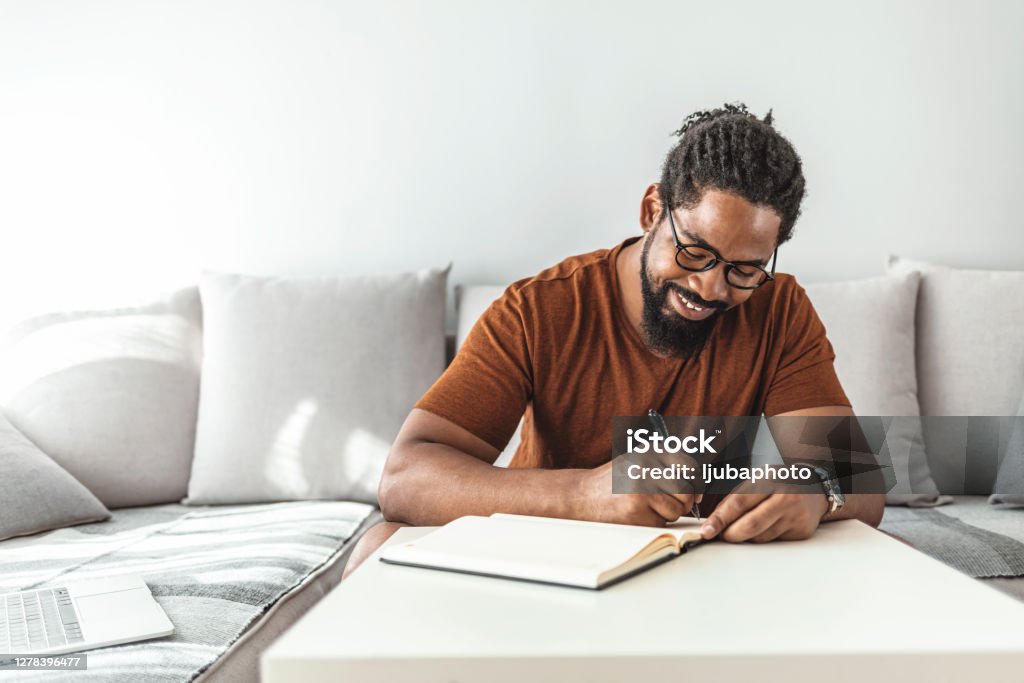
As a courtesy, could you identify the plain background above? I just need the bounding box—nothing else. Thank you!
[1,0,1022,329]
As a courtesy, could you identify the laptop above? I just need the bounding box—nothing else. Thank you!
[1,575,173,657]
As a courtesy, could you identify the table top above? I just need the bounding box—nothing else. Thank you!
[263,519,1024,682]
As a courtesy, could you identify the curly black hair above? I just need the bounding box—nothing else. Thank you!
[658,102,806,245]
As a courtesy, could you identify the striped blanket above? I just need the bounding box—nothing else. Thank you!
[880,496,1024,578]
[0,501,375,681]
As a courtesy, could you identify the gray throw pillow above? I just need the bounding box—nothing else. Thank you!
[888,256,1024,495]
[185,267,449,505]
[0,411,109,541]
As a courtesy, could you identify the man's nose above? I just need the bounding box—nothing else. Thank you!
[686,265,731,305]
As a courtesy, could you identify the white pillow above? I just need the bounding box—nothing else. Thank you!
[805,273,948,506]
[185,267,448,505]
[888,256,1024,494]
[888,256,1024,415]
[0,288,203,508]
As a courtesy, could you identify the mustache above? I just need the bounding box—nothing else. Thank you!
[664,282,728,311]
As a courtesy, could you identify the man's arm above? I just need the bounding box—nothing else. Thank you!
[699,406,885,543]
[378,408,698,528]
[769,405,885,526]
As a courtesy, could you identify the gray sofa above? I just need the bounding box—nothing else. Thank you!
[0,269,445,681]
[2,255,1022,680]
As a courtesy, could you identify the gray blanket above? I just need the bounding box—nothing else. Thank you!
[0,501,375,681]
[880,496,1024,578]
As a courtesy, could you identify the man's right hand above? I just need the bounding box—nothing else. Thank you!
[576,459,700,526]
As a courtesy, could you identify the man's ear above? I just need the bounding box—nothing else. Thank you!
[640,183,663,234]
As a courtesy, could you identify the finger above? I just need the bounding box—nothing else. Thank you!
[721,497,784,543]
[701,490,770,539]
[751,517,789,544]
[666,491,696,514]
[644,469,699,498]
[647,494,686,523]
[623,495,671,527]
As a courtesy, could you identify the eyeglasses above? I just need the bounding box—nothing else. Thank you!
[664,204,778,290]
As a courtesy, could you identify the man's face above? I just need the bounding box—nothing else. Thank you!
[639,188,781,358]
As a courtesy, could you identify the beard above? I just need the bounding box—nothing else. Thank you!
[639,233,727,360]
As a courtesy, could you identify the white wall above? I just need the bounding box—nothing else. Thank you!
[1,0,1022,328]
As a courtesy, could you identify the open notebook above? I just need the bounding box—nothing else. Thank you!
[379,513,704,589]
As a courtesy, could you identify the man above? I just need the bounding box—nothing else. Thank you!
[343,103,884,579]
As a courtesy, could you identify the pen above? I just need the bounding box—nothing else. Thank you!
[647,409,701,519]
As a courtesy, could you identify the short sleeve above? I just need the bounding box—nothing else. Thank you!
[414,287,533,450]
[763,282,851,416]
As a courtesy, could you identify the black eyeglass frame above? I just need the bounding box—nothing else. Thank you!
[663,204,778,290]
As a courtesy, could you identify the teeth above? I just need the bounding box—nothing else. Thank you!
[678,292,703,311]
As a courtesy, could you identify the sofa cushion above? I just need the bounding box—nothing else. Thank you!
[804,273,947,506]
[186,268,448,505]
[0,288,203,508]
[888,256,1024,494]
[0,411,110,540]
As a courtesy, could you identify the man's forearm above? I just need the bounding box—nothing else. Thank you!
[379,440,585,526]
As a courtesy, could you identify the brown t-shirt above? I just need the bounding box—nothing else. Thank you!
[417,237,850,470]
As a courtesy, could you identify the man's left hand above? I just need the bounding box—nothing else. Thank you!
[700,482,829,543]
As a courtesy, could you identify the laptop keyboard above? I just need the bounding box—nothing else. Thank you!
[0,588,84,653]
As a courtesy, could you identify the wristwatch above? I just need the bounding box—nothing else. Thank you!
[807,465,845,520]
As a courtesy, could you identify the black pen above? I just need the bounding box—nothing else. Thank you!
[647,409,701,520]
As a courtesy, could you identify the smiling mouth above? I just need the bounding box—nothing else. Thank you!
[678,290,705,312]
[671,289,720,321]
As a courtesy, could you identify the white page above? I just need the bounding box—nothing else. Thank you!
[381,515,701,588]
[491,513,702,545]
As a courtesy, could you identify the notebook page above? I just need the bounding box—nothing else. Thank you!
[381,515,683,587]
[491,513,704,546]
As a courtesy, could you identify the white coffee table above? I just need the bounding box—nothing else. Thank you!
[262,519,1024,682]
